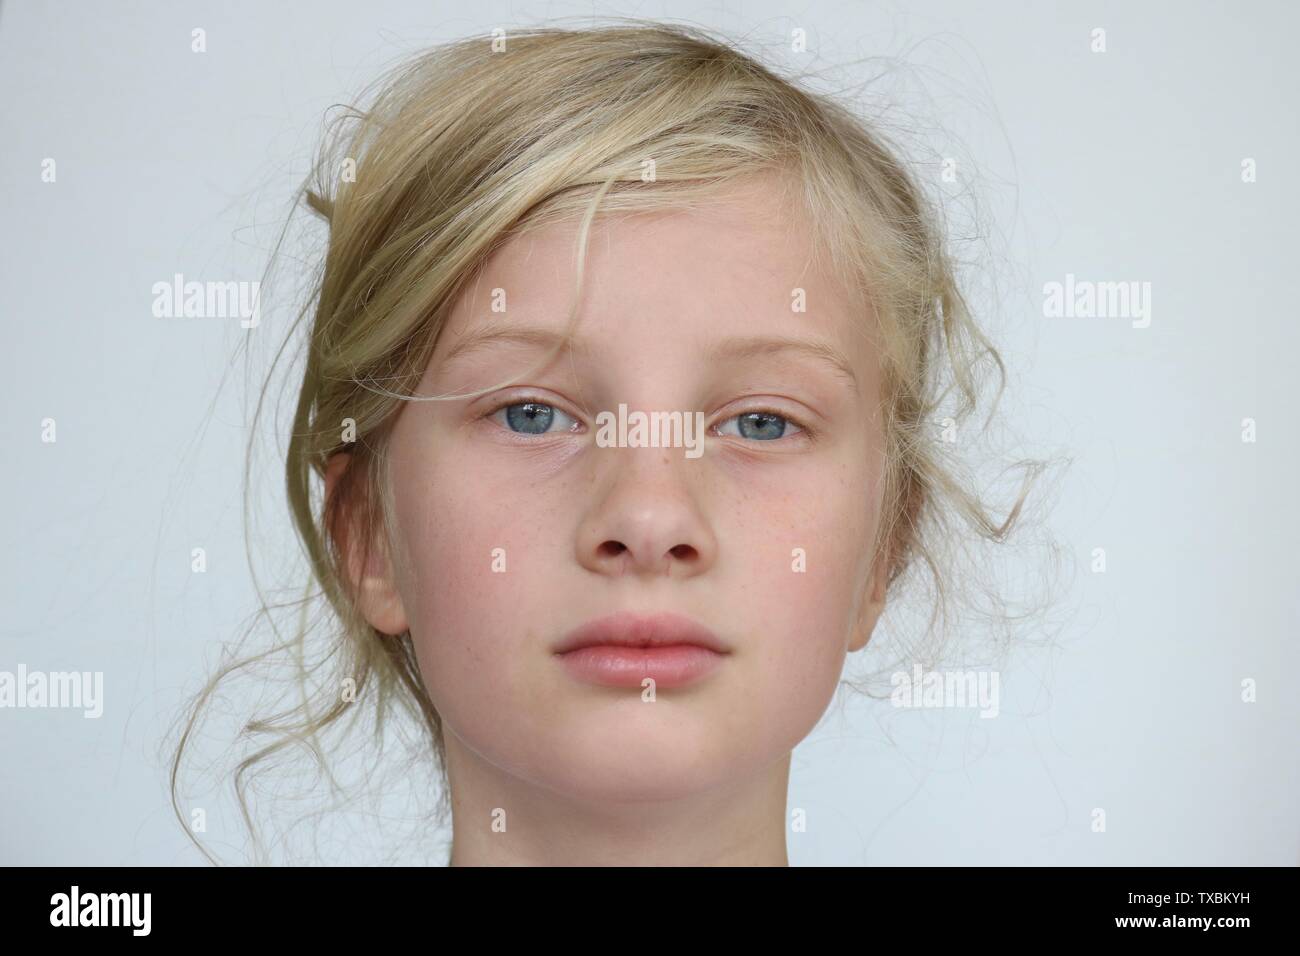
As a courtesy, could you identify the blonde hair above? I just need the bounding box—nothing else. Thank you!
[170,19,1051,864]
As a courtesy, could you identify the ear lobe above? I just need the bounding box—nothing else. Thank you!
[324,452,410,637]
[848,550,890,653]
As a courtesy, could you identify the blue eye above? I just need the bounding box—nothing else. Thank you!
[717,411,802,441]
[492,401,580,435]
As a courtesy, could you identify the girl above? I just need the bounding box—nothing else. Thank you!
[171,20,1042,866]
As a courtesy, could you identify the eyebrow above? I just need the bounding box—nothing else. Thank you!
[707,334,859,390]
[438,325,582,367]
[437,323,859,390]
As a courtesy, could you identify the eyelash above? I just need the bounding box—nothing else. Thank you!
[482,396,815,442]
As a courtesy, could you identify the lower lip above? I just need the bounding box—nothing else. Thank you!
[556,645,726,689]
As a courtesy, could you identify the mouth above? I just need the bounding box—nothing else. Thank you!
[553,611,731,689]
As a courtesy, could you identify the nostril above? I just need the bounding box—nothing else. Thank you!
[598,541,627,559]
[669,544,696,561]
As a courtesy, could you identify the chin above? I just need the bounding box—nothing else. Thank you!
[520,729,745,804]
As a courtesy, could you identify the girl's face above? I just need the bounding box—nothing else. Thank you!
[348,175,890,806]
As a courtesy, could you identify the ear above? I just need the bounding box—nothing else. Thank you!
[324,452,409,636]
[847,549,890,653]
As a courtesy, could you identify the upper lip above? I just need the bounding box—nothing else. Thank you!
[554,612,730,655]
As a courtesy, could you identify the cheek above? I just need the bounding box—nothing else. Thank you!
[386,444,568,733]
[717,456,879,744]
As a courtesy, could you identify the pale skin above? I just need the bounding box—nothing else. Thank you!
[326,174,891,865]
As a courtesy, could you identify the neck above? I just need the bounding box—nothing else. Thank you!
[443,729,792,866]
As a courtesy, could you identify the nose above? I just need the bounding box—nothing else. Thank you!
[576,447,718,579]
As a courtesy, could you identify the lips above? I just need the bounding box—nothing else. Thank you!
[553,612,730,688]
[553,611,730,655]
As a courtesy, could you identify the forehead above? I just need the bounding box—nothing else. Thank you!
[435,174,876,385]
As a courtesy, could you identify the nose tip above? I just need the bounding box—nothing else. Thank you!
[577,457,717,579]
